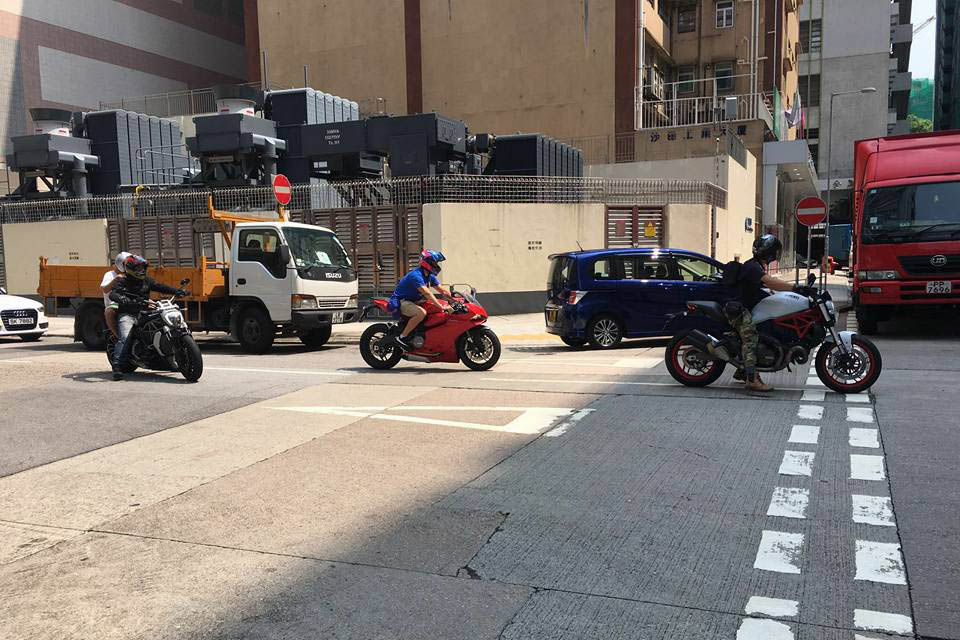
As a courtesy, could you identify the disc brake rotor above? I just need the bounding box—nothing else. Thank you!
[828,346,868,380]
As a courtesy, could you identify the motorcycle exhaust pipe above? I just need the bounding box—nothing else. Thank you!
[685,330,731,362]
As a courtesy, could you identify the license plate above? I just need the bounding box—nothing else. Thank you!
[7,317,33,326]
[926,280,952,294]
[332,311,345,323]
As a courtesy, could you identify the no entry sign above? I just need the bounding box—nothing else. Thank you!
[796,196,827,227]
[273,174,292,206]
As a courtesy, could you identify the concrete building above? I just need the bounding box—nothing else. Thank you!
[935,0,960,130]
[0,0,250,160]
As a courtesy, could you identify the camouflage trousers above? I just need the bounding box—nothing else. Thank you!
[726,307,758,374]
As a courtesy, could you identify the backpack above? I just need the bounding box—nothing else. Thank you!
[721,259,743,287]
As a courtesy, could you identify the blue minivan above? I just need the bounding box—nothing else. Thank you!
[545,248,730,348]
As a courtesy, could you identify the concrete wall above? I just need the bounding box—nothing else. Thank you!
[715,146,757,262]
[664,204,710,256]
[422,202,605,313]
[1,218,109,296]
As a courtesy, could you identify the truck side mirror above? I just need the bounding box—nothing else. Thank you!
[279,244,291,267]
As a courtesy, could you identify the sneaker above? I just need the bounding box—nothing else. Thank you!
[394,335,412,351]
[745,375,774,393]
[112,370,124,381]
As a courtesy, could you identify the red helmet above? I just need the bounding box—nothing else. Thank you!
[419,249,445,274]
[123,254,149,279]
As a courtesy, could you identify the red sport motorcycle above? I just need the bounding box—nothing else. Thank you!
[358,286,501,371]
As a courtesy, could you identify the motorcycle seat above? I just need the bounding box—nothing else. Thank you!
[687,300,726,322]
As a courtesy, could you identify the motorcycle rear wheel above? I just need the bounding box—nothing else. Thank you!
[176,335,204,382]
[815,335,882,394]
[665,332,726,387]
[360,324,403,370]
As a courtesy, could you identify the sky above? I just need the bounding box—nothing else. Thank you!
[910,0,936,80]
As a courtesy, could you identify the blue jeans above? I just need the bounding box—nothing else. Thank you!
[113,313,136,369]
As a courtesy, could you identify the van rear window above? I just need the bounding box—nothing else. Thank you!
[548,256,578,297]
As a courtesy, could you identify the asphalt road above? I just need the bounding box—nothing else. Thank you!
[0,313,956,639]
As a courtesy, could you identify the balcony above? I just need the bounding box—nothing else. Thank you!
[890,71,913,93]
[637,92,774,132]
[890,23,913,44]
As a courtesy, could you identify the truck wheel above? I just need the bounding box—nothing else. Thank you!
[237,307,275,354]
[77,303,107,350]
[299,324,332,349]
[855,308,879,335]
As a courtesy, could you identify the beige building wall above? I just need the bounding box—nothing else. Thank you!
[2,219,109,296]
[257,0,407,115]
[715,148,757,262]
[664,204,711,255]
[419,0,616,139]
[423,202,605,297]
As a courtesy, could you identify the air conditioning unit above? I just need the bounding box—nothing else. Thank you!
[643,67,665,101]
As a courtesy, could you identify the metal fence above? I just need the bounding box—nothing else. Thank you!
[97,81,284,118]
[0,176,726,224]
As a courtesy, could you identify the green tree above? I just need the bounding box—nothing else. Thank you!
[909,113,933,133]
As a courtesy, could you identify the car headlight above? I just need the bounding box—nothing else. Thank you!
[857,270,897,280]
[291,294,318,309]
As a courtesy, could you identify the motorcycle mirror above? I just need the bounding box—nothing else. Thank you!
[180,278,190,286]
[807,273,816,287]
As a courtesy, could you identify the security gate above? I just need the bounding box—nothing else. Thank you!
[0,222,5,289]
[108,216,217,267]
[605,206,663,248]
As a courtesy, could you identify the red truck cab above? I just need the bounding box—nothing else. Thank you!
[852,131,960,333]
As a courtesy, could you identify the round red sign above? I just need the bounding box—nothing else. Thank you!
[272,174,292,206]
[795,196,827,227]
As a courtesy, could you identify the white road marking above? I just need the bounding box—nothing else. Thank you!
[845,393,870,403]
[744,596,799,618]
[853,609,913,634]
[500,357,658,369]
[272,405,576,435]
[852,495,896,527]
[481,377,813,392]
[797,405,824,420]
[801,390,825,402]
[849,428,880,449]
[544,408,595,438]
[0,359,35,363]
[805,377,825,387]
[754,530,804,574]
[206,366,352,376]
[736,618,794,639]
[847,407,875,423]
[788,425,820,445]
[779,451,815,476]
[855,540,907,584]
[766,487,809,519]
[851,454,886,481]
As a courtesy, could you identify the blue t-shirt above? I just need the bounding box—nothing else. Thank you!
[392,268,439,304]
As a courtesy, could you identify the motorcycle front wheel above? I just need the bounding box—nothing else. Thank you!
[360,323,403,370]
[665,332,726,387]
[175,334,204,382]
[458,327,501,371]
[815,335,882,394]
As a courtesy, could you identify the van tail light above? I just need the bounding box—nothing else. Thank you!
[567,290,587,305]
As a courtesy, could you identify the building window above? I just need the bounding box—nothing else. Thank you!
[798,74,821,106]
[658,0,669,22]
[716,0,734,28]
[805,127,819,140]
[677,66,696,94]
[715,61,734,92]
[799,19,822,53]
[678,6,697,32]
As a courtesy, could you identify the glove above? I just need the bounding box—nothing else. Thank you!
[793,285,816,297]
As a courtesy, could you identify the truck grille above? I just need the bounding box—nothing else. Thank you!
[898,254,960,275]
[316,297,350,309]
[1,308,38,331]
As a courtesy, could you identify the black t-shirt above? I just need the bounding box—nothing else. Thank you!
[737,258,769,310]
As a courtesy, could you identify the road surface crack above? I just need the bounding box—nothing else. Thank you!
[457,511,509,580]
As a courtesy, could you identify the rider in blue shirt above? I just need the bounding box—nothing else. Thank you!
[390,250,452,350]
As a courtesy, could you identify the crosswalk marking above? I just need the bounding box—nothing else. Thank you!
[855,540,906,584]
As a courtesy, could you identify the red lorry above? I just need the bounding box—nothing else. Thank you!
[852,130,960,333]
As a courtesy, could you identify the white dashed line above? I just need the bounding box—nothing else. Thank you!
[855,540,907,584]
[779,450,815,476]
[854,609,913,634]
[544,408,594,438]
[801,390,825,402]
[797,405,824,420]
[805,377,825,387]
[766,487,809,519]
[744,596,799,618]
[850,454,886,481]
[847,407,875,423]
[845,393,870,403]
[852,495,896,527]
[849,428,880,449]
[736,618,794,639]
[754,530,804,574]
[788,425,820,445]
[206,366,352,376]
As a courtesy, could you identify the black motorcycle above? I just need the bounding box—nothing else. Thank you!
[105,279,203,382]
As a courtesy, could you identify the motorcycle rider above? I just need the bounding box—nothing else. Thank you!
[730,234,813,393]
[389,249,453,351]
[100,251,130,337]
[108,254,186,380]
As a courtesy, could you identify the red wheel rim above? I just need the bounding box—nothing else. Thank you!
[671,339,720,382]
[818,339,877,391]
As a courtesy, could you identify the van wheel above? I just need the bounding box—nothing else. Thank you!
[299,324,332,349]
[77,303,107,350]
[237,307,275,354]
[586,315,623,349]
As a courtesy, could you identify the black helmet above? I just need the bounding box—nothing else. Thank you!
[752,234,782,263]
[123,254,149,280]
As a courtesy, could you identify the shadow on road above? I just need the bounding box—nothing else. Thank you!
[62,371,192,385]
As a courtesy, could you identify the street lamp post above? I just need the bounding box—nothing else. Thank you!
[823,87,877,287]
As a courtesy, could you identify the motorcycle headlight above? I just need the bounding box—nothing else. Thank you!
[857,270,897,281]
[292,294,318,309]
[826,300,836,316]
[162,311,183,326]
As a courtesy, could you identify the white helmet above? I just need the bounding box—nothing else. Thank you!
[114,251,132,272]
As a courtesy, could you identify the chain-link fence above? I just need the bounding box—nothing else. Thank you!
[0,176,726,224]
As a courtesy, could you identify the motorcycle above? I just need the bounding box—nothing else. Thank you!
[358,285,501,371]
[105,279,203,382]
[664,274,882,394]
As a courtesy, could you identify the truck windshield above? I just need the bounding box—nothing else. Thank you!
[862,180,960,244]
[284,227,352,269]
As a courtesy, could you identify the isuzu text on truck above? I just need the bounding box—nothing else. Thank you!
[39,200,359,353]
[852,131,960,333]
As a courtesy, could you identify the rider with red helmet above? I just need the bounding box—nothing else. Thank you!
[389,249,452,350]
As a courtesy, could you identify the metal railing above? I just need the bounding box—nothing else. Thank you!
[98,81,284,118]
[638,92,774,131]
[0,176,726,224]
[135,145,200,184]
